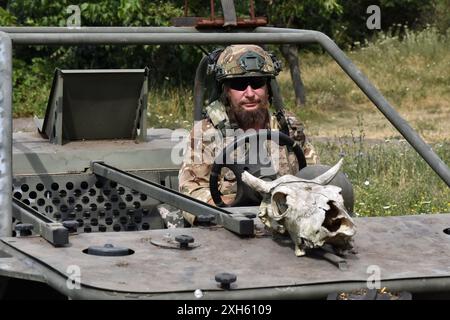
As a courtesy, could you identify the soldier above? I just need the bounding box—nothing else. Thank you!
[168,44,319,226]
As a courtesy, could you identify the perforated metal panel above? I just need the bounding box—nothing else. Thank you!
[12,171,178,235]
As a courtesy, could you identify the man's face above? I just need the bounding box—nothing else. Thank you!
[226,77,269,111]
[225,77,270,129]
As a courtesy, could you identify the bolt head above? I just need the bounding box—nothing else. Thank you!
[62,220,79,231]
[197,214,215,223]
[175,234,194,245]
[15,223,34,231]
[215,272,237,285]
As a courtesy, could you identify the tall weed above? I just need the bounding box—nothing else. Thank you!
[316,119,450,216]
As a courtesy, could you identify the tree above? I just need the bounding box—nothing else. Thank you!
[280,44,306,106]
[338,0,435,44]
[6,0,200,87]
[263,0,343,107]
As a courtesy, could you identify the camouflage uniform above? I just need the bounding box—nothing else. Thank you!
[178,101,319,210]
[162,44,319,226]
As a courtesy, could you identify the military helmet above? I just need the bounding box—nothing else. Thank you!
[213,44,282,81]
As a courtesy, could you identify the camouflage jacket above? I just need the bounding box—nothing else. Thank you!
[178,100,319,207]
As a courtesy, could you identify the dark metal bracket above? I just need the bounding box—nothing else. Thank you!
[39,68,149,145]
[221,0,237,27]
[12,198,69,247]
[312,247,349,271]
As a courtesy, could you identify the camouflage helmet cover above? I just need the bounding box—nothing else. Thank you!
[215,44,281,81]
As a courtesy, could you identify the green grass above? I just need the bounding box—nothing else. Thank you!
[304,26,450,104]
[315,129,450,216]
[282,26,450,141]
[147,87,193,130]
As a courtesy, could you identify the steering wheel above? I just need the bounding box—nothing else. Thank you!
[209,130,307,207]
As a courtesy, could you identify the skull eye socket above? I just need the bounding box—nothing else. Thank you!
[322,201,342,232]
[272,192,288,216]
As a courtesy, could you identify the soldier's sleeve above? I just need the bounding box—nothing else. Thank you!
[178,120,215,204]
[303,140,320,165]
[178,120,222,225]
[285,111,320,165]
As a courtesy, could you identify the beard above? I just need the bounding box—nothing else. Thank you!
[230,102,270,131]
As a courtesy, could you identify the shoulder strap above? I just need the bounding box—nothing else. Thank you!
[274,109,290,136]
[205,100,234,136]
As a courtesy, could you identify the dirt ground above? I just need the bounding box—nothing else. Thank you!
[14,112,448,145]
[13,118,38,133]
[301,103,449,144]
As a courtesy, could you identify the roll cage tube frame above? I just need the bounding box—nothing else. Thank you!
[0,27,449,238]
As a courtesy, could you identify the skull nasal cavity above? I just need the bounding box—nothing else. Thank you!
[322,201,342,232]
[272,192,288,215]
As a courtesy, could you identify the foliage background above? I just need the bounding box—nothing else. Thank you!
[1,0,448,96]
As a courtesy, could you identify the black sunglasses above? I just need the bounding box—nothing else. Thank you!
[227,77,267,91]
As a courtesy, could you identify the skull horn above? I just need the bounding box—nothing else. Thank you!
[312,158,344,185]
[241,171,271,194]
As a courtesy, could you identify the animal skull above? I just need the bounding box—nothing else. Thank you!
[241,159,356,256]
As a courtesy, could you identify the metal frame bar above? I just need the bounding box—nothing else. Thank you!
[6,32,319,45]
[91,161,254,235]
[138,68,149,142]
[257,27,450,188]
[12,198,69,246]
[54,74,64,145]
[0,27,448,237]
[0,27,197,33]
[193,55,210,121]
[0,32,12,237]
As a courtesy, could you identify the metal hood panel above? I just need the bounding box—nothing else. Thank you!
[2,214,450,297]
